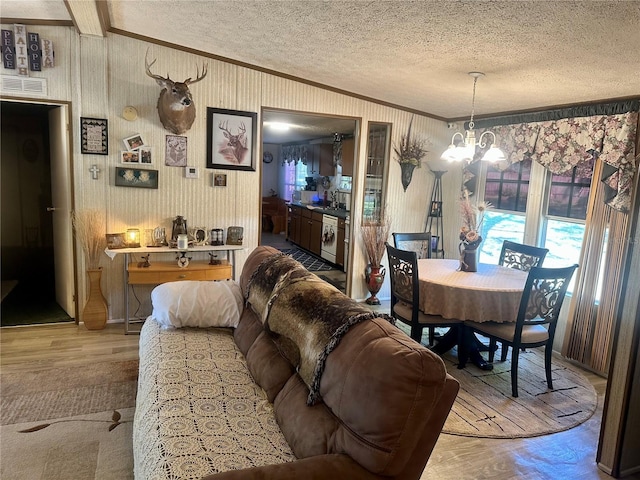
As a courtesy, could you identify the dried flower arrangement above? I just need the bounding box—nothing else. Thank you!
[360,212,391,268]
[459,191,491,248]
[393,116,428,167]
[72,209,106,270]
[393,116,429,191]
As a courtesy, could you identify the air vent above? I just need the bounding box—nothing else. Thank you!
[0,75,48,96]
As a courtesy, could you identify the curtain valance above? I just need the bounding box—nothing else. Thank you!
[475,109,638,212]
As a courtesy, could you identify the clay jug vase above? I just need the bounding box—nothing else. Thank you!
[83,268,108,330]
[365,264,386,305]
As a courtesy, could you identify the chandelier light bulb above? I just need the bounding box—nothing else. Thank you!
[441,72,505,164]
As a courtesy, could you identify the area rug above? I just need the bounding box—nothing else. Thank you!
[440,347,597,439]
[0,408,134,480]
[1,360,139,425]
[279,247,336,272]
[0,360,138,479]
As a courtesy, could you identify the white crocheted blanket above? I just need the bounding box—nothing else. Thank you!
[133,319,295,480]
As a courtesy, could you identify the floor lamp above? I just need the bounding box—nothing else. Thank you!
[425,169,446,258]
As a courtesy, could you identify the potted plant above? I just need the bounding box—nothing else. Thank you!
[360,212,391,305]
[393,116,429,191]
[72,209,108,330]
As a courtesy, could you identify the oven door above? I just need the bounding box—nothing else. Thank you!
[321,215,338,263]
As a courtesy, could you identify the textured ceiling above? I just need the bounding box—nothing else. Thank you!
[3,0,639,121]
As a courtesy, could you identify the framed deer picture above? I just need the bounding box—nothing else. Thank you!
[206,107,256,171]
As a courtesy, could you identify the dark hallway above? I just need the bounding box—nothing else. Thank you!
[1,101,72,326]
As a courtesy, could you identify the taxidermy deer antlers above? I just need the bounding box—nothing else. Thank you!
[145,49,208,135]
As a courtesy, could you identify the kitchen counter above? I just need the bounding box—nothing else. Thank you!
[289,202,350,219]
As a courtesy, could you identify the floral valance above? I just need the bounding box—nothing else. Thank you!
[282,144,310,165]
[474,109,638,212]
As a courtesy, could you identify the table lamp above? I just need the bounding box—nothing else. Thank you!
[126,228,140,248]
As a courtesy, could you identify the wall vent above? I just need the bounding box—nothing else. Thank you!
[0,75,48,96]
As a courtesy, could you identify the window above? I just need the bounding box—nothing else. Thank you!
[479,160,530,264]
[479,210,525,264]
[484,158,531,212]
[478,159,593,294]
[546,158,593,220]
[283,161,308,202]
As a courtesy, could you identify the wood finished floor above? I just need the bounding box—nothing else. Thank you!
[1,321,634,480]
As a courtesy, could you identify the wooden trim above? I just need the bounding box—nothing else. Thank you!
[106,27,448,123]
[96,0,111,33]
[0,18,74,27]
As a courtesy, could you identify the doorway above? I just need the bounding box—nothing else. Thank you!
[1,101,75,326]
[260,109,357,294]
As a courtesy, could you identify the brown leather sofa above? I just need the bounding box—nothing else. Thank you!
[206,246,459,479]
[134,245,458,479]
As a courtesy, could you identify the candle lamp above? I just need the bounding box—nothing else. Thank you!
[126,228,141,248]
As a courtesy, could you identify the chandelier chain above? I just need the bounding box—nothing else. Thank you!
[469,76,478,130]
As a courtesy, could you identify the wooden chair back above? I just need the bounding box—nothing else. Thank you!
[392,232,432,259]
[499,240,549,271]
[386,242,419,311]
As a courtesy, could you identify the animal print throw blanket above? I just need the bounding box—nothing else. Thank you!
[247,253,393,405]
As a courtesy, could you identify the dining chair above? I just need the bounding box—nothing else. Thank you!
[493,240,550,356]
[386,243,462,347]
[463,264,578,397]
[391,234,434,344]
[499,240,549,271]
[392,232,432,259]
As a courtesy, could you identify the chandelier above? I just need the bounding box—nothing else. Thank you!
[440,72,506,163]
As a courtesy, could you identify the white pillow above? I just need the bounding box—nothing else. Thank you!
[151,280,243,329]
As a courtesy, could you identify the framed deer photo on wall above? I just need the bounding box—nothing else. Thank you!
[206,107,256,171]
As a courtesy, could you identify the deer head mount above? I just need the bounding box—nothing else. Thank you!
[145,50,207,135]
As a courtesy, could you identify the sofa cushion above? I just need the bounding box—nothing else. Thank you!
[270,318,451,476]
[320,318,449,476]
[151,280,243,329]
[246,331,296,403]
[233,308,265,357]
[273,375,339,458]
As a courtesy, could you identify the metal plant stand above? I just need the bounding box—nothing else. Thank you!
[425,169,446,258]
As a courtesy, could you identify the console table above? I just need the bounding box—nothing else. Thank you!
[105,245,245,334]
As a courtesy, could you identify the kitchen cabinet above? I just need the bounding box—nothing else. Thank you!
[288,205,301,244]
[318,144,335,177]
[341,138,355,177]
[310,211,323,256]
[306,147,318,175]
[305,144,331,176]
[299,208,312,251]
[289,205,322,256]
[336,217,345,267]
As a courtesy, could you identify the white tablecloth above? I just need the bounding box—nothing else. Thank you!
[417,259,528,323]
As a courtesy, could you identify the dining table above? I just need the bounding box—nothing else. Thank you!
[417,258,529,368]
[417,258,529,323]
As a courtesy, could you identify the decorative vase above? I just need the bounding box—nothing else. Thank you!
[83,268,108,330]
[365,264,386,305]
[459,243,479,272]
[400,162,417,192]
